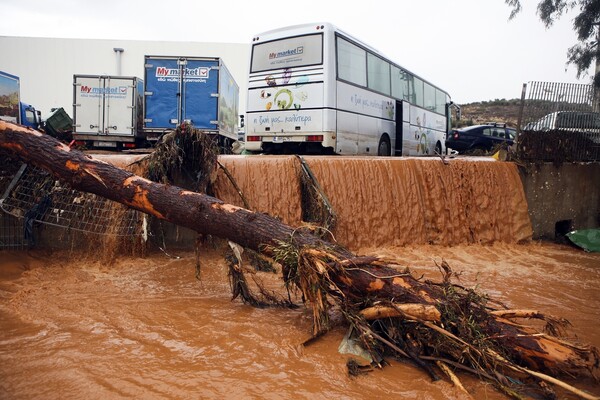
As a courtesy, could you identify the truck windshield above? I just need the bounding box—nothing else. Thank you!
[25,109,36,125]
[250,33,323,73]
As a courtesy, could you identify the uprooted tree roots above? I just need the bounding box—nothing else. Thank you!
[144,123,220,194]
[145,126,599,399]
[227,236,600,400]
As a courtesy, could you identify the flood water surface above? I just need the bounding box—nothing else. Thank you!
[1,243,599,399]
[1,155,598,399]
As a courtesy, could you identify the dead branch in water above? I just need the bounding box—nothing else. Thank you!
[1,120,598,400]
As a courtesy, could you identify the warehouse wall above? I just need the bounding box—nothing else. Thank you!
[0,36,250,119]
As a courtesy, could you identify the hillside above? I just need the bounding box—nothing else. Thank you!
[455,98,521,128]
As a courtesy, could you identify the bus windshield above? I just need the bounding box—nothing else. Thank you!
[250,33,323,73]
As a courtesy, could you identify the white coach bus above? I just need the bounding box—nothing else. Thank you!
[245,23,456,156]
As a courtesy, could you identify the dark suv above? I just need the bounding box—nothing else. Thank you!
[446,123,516,154]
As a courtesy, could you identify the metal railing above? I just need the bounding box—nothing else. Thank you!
[516,81,600,162]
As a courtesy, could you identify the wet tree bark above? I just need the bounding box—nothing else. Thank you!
[1,121,598,386]
[0,121,325,253]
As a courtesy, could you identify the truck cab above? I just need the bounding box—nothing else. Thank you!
[20,102,42,130]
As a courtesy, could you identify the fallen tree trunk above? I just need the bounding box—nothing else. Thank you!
[1,121,598,399]
[0,121,325,253]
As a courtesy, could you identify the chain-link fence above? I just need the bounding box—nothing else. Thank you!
[0,163,144,249]
[0,213,28,249]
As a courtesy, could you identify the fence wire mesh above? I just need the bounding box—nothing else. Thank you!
[517,81,600,162]
[0,163,144,249]
[0,213,27,249]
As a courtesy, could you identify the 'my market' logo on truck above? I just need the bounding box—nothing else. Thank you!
[155,67,209,78]
[80,86,128,96]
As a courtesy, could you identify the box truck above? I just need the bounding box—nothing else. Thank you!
[0,70,42,129]
[72,75,144,149]
[143,56,239,148]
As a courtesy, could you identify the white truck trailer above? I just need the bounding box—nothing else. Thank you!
[72,75,144,149]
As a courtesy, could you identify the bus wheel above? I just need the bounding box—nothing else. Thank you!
[378,136,391,156]
[435,141,442,155]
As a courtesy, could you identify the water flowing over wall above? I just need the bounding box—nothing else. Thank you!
[215,156,533,251]
[214,156,304,227]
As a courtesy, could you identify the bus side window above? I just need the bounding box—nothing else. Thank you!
[406,74,416,103]
[413,78,424,108]
[391,65,409,101]
[435,89,446,114]
[424,83,435,111]
[337,37,367,86]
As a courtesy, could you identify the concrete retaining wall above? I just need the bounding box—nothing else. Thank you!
[3,159,599,249]
[519,162,600,239]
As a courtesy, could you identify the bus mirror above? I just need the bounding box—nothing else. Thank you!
[450,102,461,120]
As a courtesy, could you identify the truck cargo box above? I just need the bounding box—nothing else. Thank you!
[0,71,42,129]
[73,75,144,149]
[143,56,239,143]
[0,71,21,124]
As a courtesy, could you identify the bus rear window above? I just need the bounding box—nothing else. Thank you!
[251,34,323,73]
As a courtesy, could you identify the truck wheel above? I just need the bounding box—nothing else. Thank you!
[378,136,391,156]
[435,141,442,155]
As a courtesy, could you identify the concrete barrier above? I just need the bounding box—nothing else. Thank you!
[519,162,600,240]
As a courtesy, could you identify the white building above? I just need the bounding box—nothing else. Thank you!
[0,36,250,119]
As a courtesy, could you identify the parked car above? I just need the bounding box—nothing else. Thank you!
[524,111,600,132]
[446,123,516,154]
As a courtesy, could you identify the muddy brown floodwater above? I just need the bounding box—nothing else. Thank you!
[1,242,599,399]
[0,155,599,399]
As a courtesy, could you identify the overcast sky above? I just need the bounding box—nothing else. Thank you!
[0,0,592,104]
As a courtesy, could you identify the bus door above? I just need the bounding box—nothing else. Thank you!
[395,101,410,156]
[394,100,403,156]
